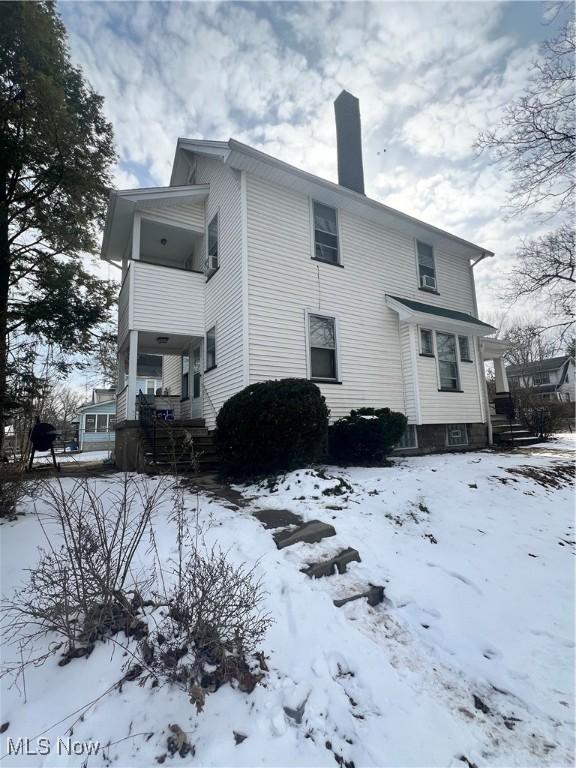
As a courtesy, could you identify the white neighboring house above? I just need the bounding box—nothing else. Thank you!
[507,356,575,402]
[102,91,511,468]
[76,388,116,452]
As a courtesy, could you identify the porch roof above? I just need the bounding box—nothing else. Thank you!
[385,295,497,336]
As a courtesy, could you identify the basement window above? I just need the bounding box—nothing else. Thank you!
[309,314,338,380]
[395,424,417,450]
[446,423,468,447]
[313,202,339,264]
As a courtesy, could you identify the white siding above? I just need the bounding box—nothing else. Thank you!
[143,201,205,232]
[118,274,129,347]
[417,336,484,424]
[195,157,244,428]
[131,261,204,337]
[399,322,418,423]
[246,173,483,423]
[162,355,181,396]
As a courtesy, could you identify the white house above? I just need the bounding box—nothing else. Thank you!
[102,91,511,468]
[507,356,575,402]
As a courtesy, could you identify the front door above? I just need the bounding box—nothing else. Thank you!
[191,343,202,419]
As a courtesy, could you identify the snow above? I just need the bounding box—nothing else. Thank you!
[1,441,574,767]
[31,450,113,466]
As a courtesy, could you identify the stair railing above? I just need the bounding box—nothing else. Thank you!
[137,391,157,462]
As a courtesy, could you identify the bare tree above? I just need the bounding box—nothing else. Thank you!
[506,224,575,334]
[502,321,563,387]
[42,384,84,429]
[476,16,575,334]
[476,18,575,216]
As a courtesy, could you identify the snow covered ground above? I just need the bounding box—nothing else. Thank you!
[1,441,574,767]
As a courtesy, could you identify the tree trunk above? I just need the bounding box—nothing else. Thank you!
[0,174,10,456]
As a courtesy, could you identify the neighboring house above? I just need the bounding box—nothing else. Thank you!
[77,389,117,452]
[102,90,512,469]
[507,356,575,402]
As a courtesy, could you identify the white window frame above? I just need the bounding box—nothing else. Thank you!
[458,335,472,362]
[419,328,434,356]
[205,325,217,372]
[395,424,418,450]
[205,210,220,276]
[435,331,461,392]
[84,414,96,433]
[84,413,114,434]
[415,239,438,292]
[305,309,341,382]
[446,423,468,447]
[532,371,550,386]
[310,199,342,266]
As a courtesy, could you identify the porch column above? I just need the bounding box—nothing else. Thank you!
[494,356,509,393]
[126,330,139,420]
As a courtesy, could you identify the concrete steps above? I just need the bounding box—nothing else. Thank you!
[492,420,540,447]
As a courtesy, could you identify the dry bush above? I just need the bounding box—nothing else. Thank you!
[1,475,169,660]
[515,391,574,438]
[0,466,36,520]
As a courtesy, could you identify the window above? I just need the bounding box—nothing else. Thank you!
[420,328,434,356]
[532,372,550,385]
[395,424,417,450]
[309,314,337,380]
[313,202,339,264]
[436,332,459,391]
[182,354,190,399]
[192,346,201,398]
[206,327,216,370]
[96,414,108,433]
[205,213,219,275]
[108,415,116,432]
[417,241,437,290]
[458,336,472,362]
[146,378,162,395]
[509,375,520,386]
[447,423,468,447]
[85,414,96,433]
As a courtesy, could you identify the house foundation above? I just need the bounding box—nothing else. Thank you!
[114,421,142,471]
[396,422,489,455]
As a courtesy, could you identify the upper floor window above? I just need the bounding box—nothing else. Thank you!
[532,372,550,386]
[206,326,216,371]
[509,375,520,386]
[205,213,219,276]
[436,332,459,391]
[417,241,437,291]
[458,336,472,362]
[309,314,338,380]
[313,202,339,264]
[420,328,434,356]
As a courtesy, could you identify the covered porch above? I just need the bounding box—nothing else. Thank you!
[116,330,204,423]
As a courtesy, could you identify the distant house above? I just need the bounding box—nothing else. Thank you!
[77,388,117,452]
[506,356,575,402]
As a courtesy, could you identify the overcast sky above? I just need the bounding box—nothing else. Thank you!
[60,0,566,333]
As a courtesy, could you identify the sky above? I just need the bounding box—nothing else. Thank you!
[58,0,568,353]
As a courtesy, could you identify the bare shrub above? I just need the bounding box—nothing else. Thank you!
[144,545,272,699]
[2,475,169,658]
[0,467,35,520]
[515,390,573,438]
[141,481,271,699]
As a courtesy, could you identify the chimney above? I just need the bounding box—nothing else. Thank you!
[334,90,365,195]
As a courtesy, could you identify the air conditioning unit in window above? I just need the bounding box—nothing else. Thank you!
[204,254,218,276]
[421,274,437,290]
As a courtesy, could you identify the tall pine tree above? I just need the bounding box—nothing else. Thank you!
[0,1,117,451]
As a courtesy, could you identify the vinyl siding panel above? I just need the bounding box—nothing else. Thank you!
[246,173,483,422]
[417,341,483,423]
[162,355,181,396]
[131,261,204,337]
[144,201,205,232]
[195,157,244,428]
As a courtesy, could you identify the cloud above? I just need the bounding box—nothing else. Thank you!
[59,0,562,321]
